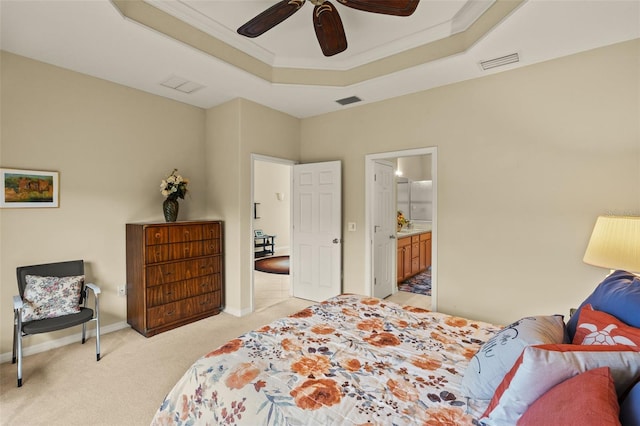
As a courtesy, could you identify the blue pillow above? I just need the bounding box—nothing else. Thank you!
[620,380,640,426]
[566,270,640,341]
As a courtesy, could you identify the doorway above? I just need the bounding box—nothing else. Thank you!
[251,155,344,311]
[365,147,437,310]
[252,155,293,311]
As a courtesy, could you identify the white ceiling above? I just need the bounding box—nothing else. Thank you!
[149,0,491,69]
[1,0,639,118]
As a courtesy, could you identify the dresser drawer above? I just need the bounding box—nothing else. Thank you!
[205,239,222,256]
[181,292,221,318]
[146,275,217,307]
[146,226,169,245]
[145,241,212,264]
[146,292,221,329]
[204,222,221,239]
[146,256,221,286]
[169,224,204,242]
[147,302,181,329]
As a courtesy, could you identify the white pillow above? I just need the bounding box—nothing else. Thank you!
[461,315,566,400]
[480,344,640,426]
[22,275,84,321]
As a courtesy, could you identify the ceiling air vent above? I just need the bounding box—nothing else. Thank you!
[336,96,362,106]
[160,75,205,94]
[479,53,520,71]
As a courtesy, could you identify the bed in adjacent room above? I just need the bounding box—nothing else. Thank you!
[152,271,640,426]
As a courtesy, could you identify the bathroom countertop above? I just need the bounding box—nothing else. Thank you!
[397,225,432,237]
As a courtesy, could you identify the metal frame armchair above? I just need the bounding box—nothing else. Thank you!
[12,259,101,387]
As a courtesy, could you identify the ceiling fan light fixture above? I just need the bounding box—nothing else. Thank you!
[237,0,419,56]
[336,95,362,105]
[479,53,520,71]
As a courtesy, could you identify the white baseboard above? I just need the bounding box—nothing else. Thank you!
[223,306,252,317]
[0,321,130,364]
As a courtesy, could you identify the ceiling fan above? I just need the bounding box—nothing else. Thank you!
[237,0,419,57]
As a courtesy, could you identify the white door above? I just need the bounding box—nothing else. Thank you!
[292,161,342,302]
[373,161,395,298]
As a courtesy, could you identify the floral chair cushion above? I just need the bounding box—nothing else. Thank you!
[21,275,84,322]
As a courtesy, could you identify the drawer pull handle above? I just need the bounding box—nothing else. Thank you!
[166,311,175,316]
[166,291,173,295]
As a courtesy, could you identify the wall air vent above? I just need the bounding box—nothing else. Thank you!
[160,75,205,94]
[336,96,362,106]
[479,53,520,71]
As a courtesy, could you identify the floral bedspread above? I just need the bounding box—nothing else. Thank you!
[151,294,500,426]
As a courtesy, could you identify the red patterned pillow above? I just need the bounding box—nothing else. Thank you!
[573,304,640,347]
[517,367,620,426]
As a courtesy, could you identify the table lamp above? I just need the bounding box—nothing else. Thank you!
[583,215,640,274]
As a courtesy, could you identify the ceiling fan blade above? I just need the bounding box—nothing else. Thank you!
[337,0,419,16]
[238,0,306,38]
[313,1,347,56]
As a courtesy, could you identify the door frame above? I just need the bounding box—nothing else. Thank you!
[250,154,297,313]
[365,147,438,311]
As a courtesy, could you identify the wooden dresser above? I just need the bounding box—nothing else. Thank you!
[126,220,224,337]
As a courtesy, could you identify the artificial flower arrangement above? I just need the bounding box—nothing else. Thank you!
[397,211,409,229]
[160,169,189,201]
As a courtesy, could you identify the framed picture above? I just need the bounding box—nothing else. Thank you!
[1,168,59,208]
[254,229,264,238]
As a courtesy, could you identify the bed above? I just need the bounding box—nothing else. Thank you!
[152,271,640,425]
[151,294,501,425]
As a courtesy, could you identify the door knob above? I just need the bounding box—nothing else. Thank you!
[333,238,342,244]
[389,235,396,239]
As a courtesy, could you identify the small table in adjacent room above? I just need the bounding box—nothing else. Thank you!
[254,234,276,258]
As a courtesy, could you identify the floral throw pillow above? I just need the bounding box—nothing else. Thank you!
[21,275,84,322]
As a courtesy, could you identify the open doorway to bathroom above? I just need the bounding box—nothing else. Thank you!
[252,155,293,311]
[366,147,437,311]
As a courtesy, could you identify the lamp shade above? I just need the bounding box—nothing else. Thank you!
[583,216,640,272]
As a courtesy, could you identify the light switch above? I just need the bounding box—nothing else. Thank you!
[348,222,356,231]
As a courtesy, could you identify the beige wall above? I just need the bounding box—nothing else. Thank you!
[398,155,432,181]
[300,39,640,325]
[254,161,291,251]
[1,39,638,356]
[205,99,299,315]
[0,52,207,354]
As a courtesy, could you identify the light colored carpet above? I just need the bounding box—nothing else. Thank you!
[0,292,429,425]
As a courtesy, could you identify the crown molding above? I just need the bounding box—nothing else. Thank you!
[110,0,525,87]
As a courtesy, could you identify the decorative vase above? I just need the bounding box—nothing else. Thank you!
[163,198,179,222]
